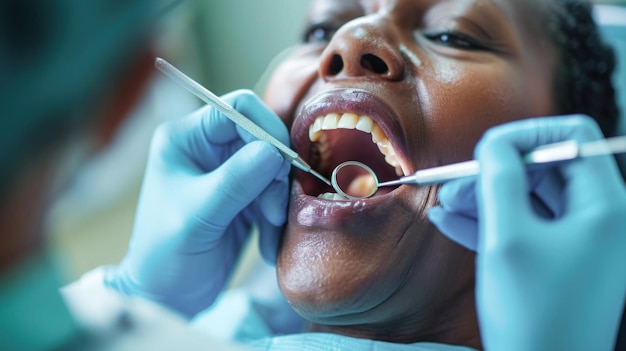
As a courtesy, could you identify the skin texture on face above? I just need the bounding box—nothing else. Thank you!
[263,0,557,346]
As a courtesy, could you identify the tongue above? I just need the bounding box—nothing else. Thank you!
[345,174,377,198]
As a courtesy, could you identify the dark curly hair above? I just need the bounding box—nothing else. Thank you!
[546,0,620,137]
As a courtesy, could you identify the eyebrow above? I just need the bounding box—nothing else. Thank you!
[489,0,554,49]
[455,15,497,41]
[490,0,549,31]
[423,1,516,36]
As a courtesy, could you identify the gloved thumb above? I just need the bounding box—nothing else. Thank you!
[257,214,284,265]
[429,177,479,251]
[429,207,479,251]
[256,170,289,264]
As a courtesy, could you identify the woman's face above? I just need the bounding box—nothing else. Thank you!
[264,0,557,344]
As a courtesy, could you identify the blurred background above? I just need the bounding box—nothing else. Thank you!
[49,0,626,283]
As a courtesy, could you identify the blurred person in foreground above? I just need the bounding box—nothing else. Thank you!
[0,0,244,349]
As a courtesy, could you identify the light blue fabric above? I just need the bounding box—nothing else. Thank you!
[192,288,277,342]
[192,288,476,351]
[248,334,476,351]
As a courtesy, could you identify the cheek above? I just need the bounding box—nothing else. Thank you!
[263,50,321,128]
[418,61,554,163]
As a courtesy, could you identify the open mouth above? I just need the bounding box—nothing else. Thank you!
[292,89,408,200]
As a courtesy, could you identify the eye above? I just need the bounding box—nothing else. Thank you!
[424,31,488,51]
[302,23,338,44]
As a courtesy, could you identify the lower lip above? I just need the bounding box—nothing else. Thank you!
[289,180,395,228]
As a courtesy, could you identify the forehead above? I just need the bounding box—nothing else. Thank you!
[306,0,552,30]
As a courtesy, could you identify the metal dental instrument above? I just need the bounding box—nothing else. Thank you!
[332,136,626,200]
[155,57,331,187]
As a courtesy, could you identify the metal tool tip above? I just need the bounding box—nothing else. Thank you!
[310,169,331,186]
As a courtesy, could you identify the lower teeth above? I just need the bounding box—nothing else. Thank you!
[317,193,345,200]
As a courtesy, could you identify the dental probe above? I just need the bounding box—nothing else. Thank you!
[377,136,626,188]
[155,57,331,186]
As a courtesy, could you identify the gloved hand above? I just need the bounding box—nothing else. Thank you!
[429,115,626,350]
[430,163,565,251]
[104,90,291,318]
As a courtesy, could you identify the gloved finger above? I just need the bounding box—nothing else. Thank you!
[560,154,624,218]
[494,115,624,216]
[225,90,290,147]
[527,169,565,218]
[198,140,286,230]
[474,115,603,226]
[199,89,290,146]
[198,90,290,171]
[257,214,284,265]
[258,178,290,227]
[437,166,562,220]
[148,105,243,176]
[475,129,534,235]
[428,206,478,251]
[255,168,290,264]
[437,177,477,217]
[154,90,290,172]
[547,118,624,212]
[478,115,592,153]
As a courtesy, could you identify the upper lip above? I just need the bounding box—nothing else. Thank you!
[291,88,409,174]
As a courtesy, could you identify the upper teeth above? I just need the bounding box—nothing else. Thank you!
[309,113,403,176]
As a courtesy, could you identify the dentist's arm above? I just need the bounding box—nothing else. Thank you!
[430,115,626,350]
[105,90,290,318]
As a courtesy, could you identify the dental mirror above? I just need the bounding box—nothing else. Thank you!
[331,159,475,200]
[331,161,380,200]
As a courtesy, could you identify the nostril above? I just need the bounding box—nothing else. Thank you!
[361,54,388,75]
[329,54,344,75]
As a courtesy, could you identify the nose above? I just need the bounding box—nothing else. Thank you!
[319,18,405,82]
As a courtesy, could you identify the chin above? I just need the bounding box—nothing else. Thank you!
[276,179,446,324]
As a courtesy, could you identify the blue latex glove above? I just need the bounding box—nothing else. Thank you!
[429,167,565,251]
[429,115,626,350]
[105,90,290,318]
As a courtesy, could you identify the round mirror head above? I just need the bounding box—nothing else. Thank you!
[331,161,379,200]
